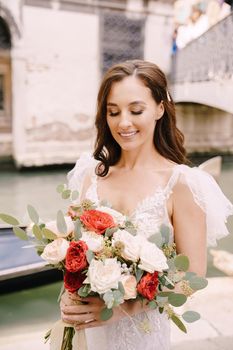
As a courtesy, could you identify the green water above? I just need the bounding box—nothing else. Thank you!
[0,161,232,334]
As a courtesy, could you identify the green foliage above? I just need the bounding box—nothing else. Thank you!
[78,284,91,297]
[0,213,19,226]
[56,210,67,234]
[112,290,124,306]
[74,220,82,240]
[160,224,170,244]
[86,250,94,264]
[174,255,190,272]
[13,226,28,240]
[103,291,115,309]
[148,300,157,309]
[118,281,125,295]
[100,307,113,321]
[168,293,187,307]
[135,268,144,283]
[56,184,65,193]
[182,311,200,323]
[27,205,39,225]
[148,232,163,247]
[62,190,71,200]
[42,228,57,240]
[71,190,79,201]
[189,276,208,290]
[171,314,187,333]
[105,227,118,238]
[32,224,43,240]
[184,271,196,280]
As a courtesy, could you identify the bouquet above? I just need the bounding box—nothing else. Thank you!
[0,183,208,349]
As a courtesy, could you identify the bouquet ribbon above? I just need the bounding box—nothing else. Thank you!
[50,320,88,350]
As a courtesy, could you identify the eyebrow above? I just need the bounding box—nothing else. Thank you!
[107,101,146,107]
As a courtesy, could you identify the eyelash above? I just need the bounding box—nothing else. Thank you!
[108,111,143,117]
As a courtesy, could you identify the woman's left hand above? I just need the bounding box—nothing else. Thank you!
[61,293,148,330]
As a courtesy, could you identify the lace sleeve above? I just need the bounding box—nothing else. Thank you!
[67,153,97,193]
[177,165,233,246]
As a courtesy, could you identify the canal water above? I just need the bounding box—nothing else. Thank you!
[0,160,233,336]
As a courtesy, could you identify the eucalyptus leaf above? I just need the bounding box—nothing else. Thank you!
[171,314,187,333]
[86,250,94,264]
[78,286,89,297]
[105,227,118,238]
[13,226,28,240]
[42,228,57,240]
[74,220,82,240]
[62,189,71,199]
[0,213,19,226]
[126,227,137,236]
[182,311,200,323]
[71,190,79,201]
[157,291,174,297]
[56,210,67,234]
[32,224,43,240]
[112,290,124,306]
[168,293,187,307]
[174,255,190,272]
[135,268,144,283]
[148,232,163,247]
[148,300,157,309]
[189,276,208,290]
[103,291,114,309]
[100,307,113,321]
[160,224,170,244]
[118,281,125,295]
[56,184,65,193]
[184,271,196,280]
[27,205,39,225]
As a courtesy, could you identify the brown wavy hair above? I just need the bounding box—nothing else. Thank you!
[93,60,187,176]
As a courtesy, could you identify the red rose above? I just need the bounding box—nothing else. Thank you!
[137,272,159,301]
[65,240,88,273]
[64,270,86,293]
[80,210,116,235]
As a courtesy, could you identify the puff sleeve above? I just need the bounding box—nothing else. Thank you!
[175,165,233,246]
[67,153,97,193]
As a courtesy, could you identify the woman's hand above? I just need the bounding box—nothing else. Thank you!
[60,290,149,331]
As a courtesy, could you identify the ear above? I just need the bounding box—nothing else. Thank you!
[156,101,164,120]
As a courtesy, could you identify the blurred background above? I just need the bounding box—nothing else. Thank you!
[0,0,232,349]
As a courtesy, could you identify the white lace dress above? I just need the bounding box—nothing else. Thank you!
[67,154,233,350]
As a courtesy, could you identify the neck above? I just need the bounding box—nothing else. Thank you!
[118,144,163,170]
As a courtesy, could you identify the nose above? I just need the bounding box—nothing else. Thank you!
[118,111,132,129]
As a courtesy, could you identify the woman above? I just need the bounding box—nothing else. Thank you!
[61,60,233,349]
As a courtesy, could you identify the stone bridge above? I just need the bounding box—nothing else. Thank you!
[170,12,233,154]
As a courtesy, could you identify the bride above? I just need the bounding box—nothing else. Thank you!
[60,60,233,349]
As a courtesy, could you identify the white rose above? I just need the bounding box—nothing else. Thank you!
[88,258,121,294]
[138,239,168,273]
[120,274,137,300]
[45,216,74,238]
[113,229,141,262]
[97,206,126,226]
[81,231,104,252]
[41,238,69,265]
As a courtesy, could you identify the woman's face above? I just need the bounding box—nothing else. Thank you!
[106,75,164,152]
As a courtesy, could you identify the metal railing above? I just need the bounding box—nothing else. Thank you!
[170,12,233,84]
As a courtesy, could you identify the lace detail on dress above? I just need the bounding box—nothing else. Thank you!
[67,155,233,350]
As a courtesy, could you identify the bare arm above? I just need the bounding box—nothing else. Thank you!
[172,179,207,277]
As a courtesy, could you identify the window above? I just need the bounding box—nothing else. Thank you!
[100,11,145,74]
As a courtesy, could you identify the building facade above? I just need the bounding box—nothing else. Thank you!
[0,0,174,167]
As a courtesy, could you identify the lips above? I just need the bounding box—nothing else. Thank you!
[118,131,138,138]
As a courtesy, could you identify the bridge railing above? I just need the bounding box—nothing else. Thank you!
[170,12,233,84]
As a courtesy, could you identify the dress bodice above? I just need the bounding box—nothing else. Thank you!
[67,153,233,350]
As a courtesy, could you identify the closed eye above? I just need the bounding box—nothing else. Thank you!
[131,110,143,115]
